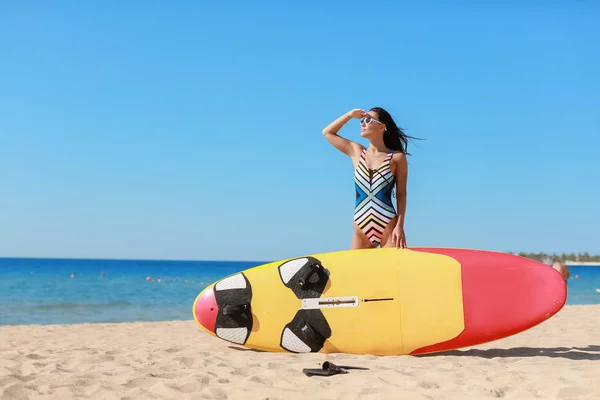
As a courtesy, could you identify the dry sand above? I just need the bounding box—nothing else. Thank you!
[1,305,598,400]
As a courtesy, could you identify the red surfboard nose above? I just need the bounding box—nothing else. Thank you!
[194,286,218,333]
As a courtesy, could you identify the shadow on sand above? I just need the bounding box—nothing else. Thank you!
[228,345,600,360]
[415,345,600,361]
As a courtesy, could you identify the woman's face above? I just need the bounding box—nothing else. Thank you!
[360,110,385,139]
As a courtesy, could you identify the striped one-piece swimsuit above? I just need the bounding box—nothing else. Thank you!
[353,149,397,247]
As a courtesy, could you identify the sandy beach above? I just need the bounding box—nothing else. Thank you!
[1,304,598,400]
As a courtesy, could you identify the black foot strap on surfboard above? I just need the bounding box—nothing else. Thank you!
[277,256,334,353]
[302,361,370,377]
[213,272,253,345]
[280,309,332,353]
[277,256,330,299]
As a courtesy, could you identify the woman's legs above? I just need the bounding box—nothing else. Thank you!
[379,217,399,248]
[350,222,375,250]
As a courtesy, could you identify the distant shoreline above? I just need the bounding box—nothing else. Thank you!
[0,255,600,267]
[565,262,600,267]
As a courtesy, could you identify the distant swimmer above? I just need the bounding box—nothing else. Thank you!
[70,273,75,278]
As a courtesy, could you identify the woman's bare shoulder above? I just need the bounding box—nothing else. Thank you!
[391,151,407,163]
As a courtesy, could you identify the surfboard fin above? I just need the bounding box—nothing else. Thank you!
[302,361,369,377]
[302,368,343,377]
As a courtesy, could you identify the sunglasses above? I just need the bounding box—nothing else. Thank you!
[360,117,383,125]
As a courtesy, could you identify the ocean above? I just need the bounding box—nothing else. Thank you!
[1,257,599,326]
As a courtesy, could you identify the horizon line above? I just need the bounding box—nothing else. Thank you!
[1,251,599,265]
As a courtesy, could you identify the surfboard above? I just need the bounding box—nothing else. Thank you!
[192,247,567,356]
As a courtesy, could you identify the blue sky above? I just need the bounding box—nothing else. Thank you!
[1,1,598,261]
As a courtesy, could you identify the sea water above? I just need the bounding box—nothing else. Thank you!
[561,265,600,305]
[0,258,598,326]
[0,257,262,326]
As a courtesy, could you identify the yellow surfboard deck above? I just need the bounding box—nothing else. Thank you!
[193,248,465,355]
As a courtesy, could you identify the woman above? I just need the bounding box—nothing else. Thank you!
[322,107,412,250]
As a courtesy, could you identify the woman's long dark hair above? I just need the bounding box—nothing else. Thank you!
[370,107,421,155]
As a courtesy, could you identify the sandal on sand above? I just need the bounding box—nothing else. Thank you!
[302,361,370,377]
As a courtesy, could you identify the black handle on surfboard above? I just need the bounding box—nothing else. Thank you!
[298,263,323,290]
[222,302,250,316]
